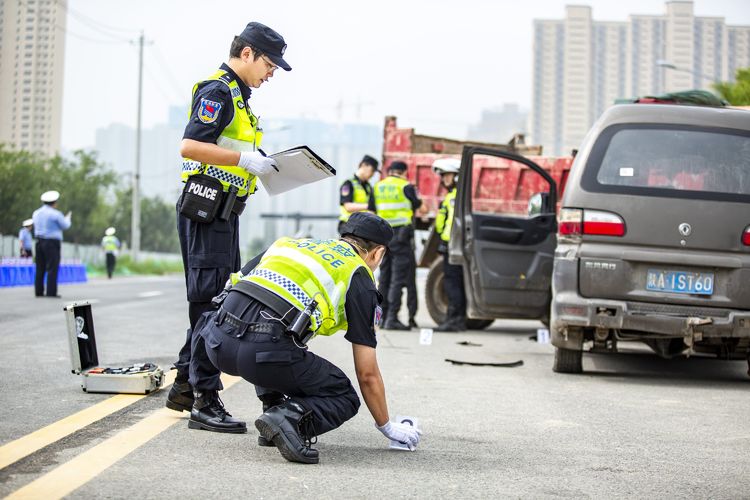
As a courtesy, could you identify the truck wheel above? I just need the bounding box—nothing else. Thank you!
[425,259,494,330]
[425,259,448,325]
[553,347,583,373]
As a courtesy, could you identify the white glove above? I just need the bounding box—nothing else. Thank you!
[238,151,278,176]
[376,421,422,451]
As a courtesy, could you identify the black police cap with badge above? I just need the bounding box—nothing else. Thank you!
[239,22,292,71]
[340,212,393,246]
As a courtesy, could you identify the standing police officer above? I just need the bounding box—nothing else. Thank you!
[432,159,467,331]
[19,219,34,258]
[32,191,71,298]
[101,227,121,279]
[372,161,425,330]
[338,155,379,234]
[188,212,421,464]
[166,22,291,429]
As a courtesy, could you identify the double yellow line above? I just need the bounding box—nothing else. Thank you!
[1,372,242,499]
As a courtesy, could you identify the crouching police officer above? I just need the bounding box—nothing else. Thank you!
[432,159,467,332]
[189,212,421,464]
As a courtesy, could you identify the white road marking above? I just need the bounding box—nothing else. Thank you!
[137,291,163,298]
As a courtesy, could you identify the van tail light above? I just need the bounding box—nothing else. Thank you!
[559,208,625,237]
[583,210,626,236]
[558,208,583,236]
[743,226,750,246]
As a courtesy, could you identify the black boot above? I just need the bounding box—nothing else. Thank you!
[382,317,410,331]
[188,390,247,434]
[165,380,194,412]
[409,318,418,329]
[435,317,466,332]
[257,396,287,447]
[255,401,319,464]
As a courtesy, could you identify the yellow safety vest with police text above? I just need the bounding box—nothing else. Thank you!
[180,70,263,197]
[373,176,413,227]
[242,237,374,337]
[339,176,371,222]
[435,187,456,242]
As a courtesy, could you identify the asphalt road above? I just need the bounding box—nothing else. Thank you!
[1,275,749,499]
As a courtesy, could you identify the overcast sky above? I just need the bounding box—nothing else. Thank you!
[60,0,750,150]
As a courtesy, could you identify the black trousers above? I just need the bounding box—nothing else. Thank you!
[105,253,116,278]
[378,225,417,322]
[191,293,361,436]
[35,238,60,297]
[442,252,466,321]
[175,201,241,384]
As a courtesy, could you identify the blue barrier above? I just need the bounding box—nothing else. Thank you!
[0,260,88,287]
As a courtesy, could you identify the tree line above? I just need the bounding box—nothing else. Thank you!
[0,146,179,253]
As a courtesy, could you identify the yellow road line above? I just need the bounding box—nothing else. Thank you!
[0,370,176,471]
[6,375,242,500]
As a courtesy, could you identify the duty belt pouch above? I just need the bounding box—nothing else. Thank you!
[179,174,224,224]
[64,301,164,394]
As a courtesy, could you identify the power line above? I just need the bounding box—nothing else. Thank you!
[16,0,131,45]
[55,0,140,36]
[148,44,188,100]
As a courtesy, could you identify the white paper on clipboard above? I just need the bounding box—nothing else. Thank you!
[257,145,336,196]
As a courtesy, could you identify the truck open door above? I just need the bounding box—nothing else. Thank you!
[449,147,558,322]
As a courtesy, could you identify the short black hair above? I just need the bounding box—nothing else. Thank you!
[359,155,379,169]
[229,36,262,60]
[341,234,381,254]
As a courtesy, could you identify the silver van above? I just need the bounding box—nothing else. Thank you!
[550,104,750,373]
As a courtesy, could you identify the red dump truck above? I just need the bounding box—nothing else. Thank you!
[380,116,573,328]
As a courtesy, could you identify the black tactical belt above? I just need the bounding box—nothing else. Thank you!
[231,198,246,216]
[233,280,297,322]
[215,307,285,338]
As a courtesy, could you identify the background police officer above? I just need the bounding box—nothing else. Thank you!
[432,159,467,332]
[18,219,34,258]
[338,154,379,234]
[372,161,425,330]
[101,227,121,279]
[32,191,71,298]
[166,21,291,429]
[189,212,421,464]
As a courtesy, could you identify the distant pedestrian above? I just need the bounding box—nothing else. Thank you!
[101,227,121,279]
[18,219,34,258]
[32,190,71,298]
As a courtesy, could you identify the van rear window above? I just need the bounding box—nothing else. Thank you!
[584,125,750,202]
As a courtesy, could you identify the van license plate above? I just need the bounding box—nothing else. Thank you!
[646,269,714,295]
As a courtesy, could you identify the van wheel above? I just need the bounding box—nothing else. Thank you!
[553,347,583,373]
[424,259,493,330]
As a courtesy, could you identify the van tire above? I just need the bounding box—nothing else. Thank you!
[553,347,583,373]
[425,259,493,331]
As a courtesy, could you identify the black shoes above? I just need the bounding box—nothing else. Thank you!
[382,318,410,331]
[435,318,467,332]
[188,390,247,434]
[165,381,194,412]
[255,401,319,464]
[257,396,287,447]
[409,318,419,329]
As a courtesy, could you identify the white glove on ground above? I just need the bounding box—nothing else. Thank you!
[376,421,422,451]
[238,151,277,176]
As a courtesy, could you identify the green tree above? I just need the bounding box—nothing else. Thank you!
[0,146,49,235]
[713,67,750,106]
[107,188,180,253]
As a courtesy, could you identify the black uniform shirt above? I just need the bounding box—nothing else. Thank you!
[183,63,253,144]
[340,175,373,206]
[368,181,423,212]
[240,250,380,348]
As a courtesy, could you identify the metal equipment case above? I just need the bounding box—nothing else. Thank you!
[64,301,164,394]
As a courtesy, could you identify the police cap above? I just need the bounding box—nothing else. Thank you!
[105,227,116,236]
[360,154,379,171]
[22,218,33,227]
[340,212,393,246]
[239,22,292,71]
[41,190,60,203]
[388,161,407,173]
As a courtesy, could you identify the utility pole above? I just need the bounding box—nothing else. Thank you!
[131,30,144,261]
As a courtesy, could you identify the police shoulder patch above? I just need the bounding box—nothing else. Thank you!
[374,305,383,328]
[198,98,222,124]
[341,182,351,196]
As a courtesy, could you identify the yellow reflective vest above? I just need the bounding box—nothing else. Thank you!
[242,237,374,337]
[373,176,413,227]
[339,176,372,222]
[435,187,456,242]
[180,70,263,197]
[101,235,120,252]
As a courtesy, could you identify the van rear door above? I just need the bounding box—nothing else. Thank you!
[450,147,558,320]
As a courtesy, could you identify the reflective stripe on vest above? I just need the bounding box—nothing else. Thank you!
[373,176,413,227]
[180,70,263,197]
[435,188,457,242]
[339,176,371,222]
[242,237,374,337]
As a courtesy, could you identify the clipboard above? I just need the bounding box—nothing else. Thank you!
[257,145,336,196]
